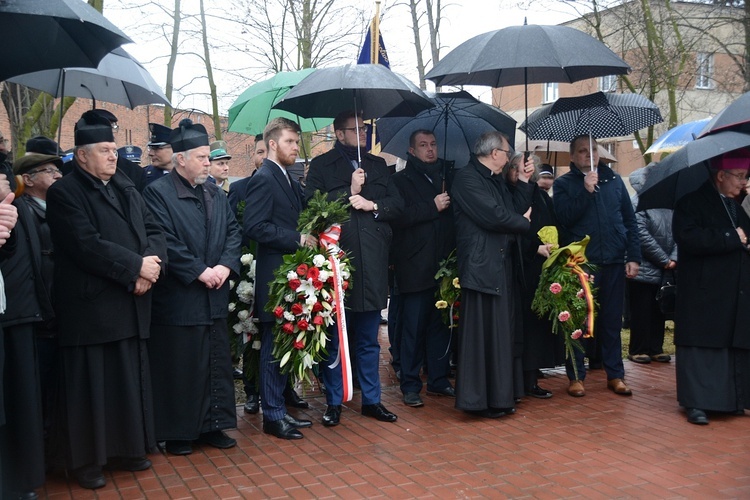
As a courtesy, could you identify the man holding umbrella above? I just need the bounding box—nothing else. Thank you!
[553,135,640,398]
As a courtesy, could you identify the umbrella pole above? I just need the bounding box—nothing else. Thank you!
[524,67,529,155]
[56,69,66,153]
[442,102,449,192]
[354,95,362,167]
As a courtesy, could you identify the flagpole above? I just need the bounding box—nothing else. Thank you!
[369,0,381,155]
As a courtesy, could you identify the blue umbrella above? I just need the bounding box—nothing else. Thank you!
[644,117,712,155]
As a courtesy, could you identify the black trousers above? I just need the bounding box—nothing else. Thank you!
[628,280,666,356]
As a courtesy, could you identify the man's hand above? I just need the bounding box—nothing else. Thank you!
[212,265,231,289]
[133,277,153,296]
[349,194,375,212]
[523,207,532,221]
[350,167,366,195]
[737,227,748,245]
[198,267,218,288]
[584,171,599,193]
[537,243,553,258]
[0,174,11,199]
[665,260,677,270]
[434,192,451,212]
[300,233,318,248]
[517,156,535,183]
[625,261,640,279]
[139,255,162,283]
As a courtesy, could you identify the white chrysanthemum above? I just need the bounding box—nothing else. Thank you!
[305,295,318,306]
[237,310,249,321]
[283,311,295,321]
[313,254,326,267]
[287,270,298,280]
[248,261,256,278]
[284,293,295,303]
[232,323,244,334]
[240,253,254,266]
[318,270,330,282]
[228,302,236,312]
[252,340,261,350]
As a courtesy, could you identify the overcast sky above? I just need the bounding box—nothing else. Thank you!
[104,0,582,115]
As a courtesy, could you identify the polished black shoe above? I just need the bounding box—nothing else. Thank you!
[198,430,236,449]
[233,367,243,379]
[687,408,709,425]
[74,464,106,490]
[284,386,310,409]
[426,385,456,397]
[361,403,398,422]
[15,492,38,500]
[283,413,313,428]
[105,456,152,471]
[403,392,424,407]
[526,384,553,399]
[466,408,512,419]
[263,418,303,439]
[244,394,260,414]
[165,440,193,456]
[322,405,342,427]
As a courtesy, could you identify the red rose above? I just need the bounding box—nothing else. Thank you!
[452,315,459,321]
[343,280,349,290]
[306,266,320,280]
[273,306,284,318]
[288,278,301,290]
[282,322,294,334]
[291,303,304,315]
[454,301,460,308]
[296,263,309,276]
[313,315,324,326]
[297,319,309,331]
[312,279,324,290]
[312,302,323,313]
[293,339,305,350]
[327,276,334,284]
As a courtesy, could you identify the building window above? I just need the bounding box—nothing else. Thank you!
[696,52,713,89]
[542,82,558,103]
[599,74,617,92]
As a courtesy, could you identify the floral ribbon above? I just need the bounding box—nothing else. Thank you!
[319,224,353,402]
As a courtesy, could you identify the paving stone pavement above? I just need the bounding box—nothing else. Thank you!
[42,325,750,499]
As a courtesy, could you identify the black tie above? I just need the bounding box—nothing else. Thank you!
[724,197,738,226]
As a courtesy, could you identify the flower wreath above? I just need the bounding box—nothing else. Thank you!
[434,249,460,329]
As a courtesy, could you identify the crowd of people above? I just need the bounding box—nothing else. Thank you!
[0,109,748,498]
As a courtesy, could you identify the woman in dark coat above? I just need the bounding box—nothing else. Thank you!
[673,151,750,425]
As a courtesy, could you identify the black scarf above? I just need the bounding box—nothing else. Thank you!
[408,153,443,188]
[334,140,364,164]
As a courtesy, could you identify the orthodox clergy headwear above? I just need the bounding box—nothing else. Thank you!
[169,118,209,153]
[74,110,114,146]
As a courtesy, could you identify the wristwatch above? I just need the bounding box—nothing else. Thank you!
[372,202,378,211]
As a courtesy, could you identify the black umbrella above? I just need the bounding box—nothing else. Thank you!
[376,91,516,167]
[637,130,750,211]
[424,23,630,150]
[273,64,434,120]
[0,0,132,82]
[698,91,750,138]
[520,91,663,142]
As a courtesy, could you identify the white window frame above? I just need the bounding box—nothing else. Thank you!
[542,82,558,103]
[696,52,713,89]
[599,74,617,93]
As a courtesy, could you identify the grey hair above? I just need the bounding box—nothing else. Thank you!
[171,149,191,168]
[474,131,512,158]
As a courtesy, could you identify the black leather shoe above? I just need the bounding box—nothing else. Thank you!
[244,394,259,414]
[15,492,38,500]
[426,385,456,397]
[284,386,310,409]
[361,403,397,422]
[263,418,303,439]
[489,407,516,417]
[283,413,313,428]
[233,367,243,379]
[526,384,553,399]
[74,464,106,490]
[687,408,709,425]
[105,456,152,471]
[322,405,342,427]
[198,430,236,449]
[165,440,193,455]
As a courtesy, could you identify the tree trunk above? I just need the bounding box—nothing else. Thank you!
[409,0,426,90]
[199,0,222,139]
[164,0,181,127]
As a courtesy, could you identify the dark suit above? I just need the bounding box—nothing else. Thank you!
[243,159,303,422]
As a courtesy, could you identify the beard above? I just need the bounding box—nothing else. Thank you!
[193,174,208,185]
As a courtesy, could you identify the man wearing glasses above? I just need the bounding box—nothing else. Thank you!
[144,123,174,186]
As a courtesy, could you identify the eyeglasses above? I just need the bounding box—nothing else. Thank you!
[27,167,62,176]
[724,171,750,181]
[494,148,511,155]
[340,126,368,134]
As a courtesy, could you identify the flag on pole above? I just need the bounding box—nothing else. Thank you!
[357,10,389,153]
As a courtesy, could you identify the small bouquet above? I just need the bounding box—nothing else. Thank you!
[531,227,598,380]
[434,249,460,329]
[266,191,352,385]
[228,250,260,379]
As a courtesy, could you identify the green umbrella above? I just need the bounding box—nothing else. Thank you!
[228,69,333,135]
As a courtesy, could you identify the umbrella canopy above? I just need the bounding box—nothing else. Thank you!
[644,117,712,155]
[425,24,630,88]
[273,64,434,120]
[0,0,131,82]
[520,92,663,142]
[375,91,516,166]
[698,91,750,138]
[227,69,332,135]
[524,139,616,166]
[637,130,750,211]
[8,47,169,109]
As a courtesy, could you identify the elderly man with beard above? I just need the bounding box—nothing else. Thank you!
[390,130,456,408]
[305,110,403,427]
[243,118,317,439]
[46,111,167,489]
[142,119,242,456]
[451,131,533,419]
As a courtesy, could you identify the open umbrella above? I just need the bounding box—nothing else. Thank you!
[228,69,333,135]
[524,139,616,166]
[8,47,169,109]
[424,23,630,151]
[644,117,712,155]
[698,91,750,138]
[375,90,516,167]
[637,130,750,211]
[520,92,663,143]
[273,64,433,120]
[0,0,131,81]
